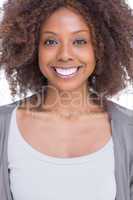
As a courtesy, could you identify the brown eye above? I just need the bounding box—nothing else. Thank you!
[44,39,58,47]
[74,39,87,46]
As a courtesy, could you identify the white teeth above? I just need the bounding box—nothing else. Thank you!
[54,67,78,76]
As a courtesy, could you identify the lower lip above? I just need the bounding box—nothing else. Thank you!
[52,67,82,79]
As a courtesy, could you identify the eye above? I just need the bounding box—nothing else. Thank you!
[44,39,58,47]
[74,39,87,46]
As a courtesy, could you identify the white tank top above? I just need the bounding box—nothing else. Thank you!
[8,106,116,200]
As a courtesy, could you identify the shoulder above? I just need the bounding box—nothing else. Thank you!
[105,99,133,125]
[106,99,133,153]
[0,102,19,140]
[0,100,21,120]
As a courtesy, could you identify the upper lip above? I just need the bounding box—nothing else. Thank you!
[50,65,83,69]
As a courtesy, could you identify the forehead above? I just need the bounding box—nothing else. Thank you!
[41,7,90,31]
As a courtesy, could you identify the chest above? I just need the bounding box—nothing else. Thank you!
[16,109,112,158]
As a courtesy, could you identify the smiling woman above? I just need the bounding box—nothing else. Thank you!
[0,1,133,200]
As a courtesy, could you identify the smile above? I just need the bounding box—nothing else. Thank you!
[51,65,83,79]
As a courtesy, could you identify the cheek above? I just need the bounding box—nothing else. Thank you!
[77,47,96,65]
[38,47,53,69]
[86,50,95,65]
[38,48,49,76]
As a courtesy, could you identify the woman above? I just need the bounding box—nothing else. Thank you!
[0,0,133,200]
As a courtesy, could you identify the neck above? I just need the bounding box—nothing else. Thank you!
[42,82,102,119]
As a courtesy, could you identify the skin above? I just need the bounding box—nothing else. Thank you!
[38,7,100,117]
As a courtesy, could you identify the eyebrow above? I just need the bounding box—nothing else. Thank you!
[42,30,89,35]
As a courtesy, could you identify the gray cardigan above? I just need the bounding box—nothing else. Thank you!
[0,99,133,200]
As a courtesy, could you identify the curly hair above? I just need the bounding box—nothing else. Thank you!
[0,0,133,107]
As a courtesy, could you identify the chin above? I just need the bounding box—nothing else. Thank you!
[51,81,86,92]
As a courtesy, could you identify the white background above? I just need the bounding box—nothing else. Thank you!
[0,0,133,109]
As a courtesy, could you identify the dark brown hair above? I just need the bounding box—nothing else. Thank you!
[0,0,133,107]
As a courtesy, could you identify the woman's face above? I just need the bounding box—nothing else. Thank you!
[39,7,96,91]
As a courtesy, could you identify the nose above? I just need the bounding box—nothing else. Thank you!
[56,43,73,62]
